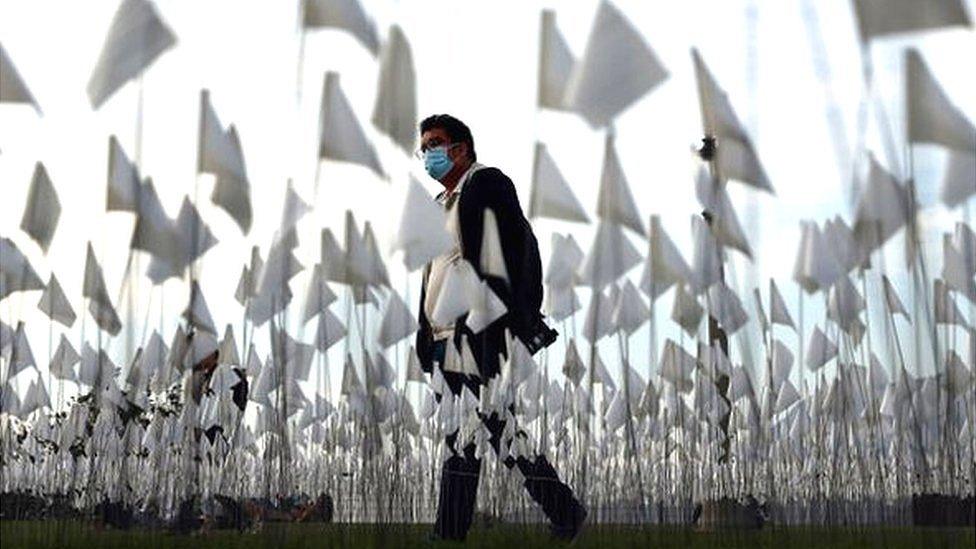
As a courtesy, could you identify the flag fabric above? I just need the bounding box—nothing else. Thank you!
[87,0,176,108]
[564,0,668,127]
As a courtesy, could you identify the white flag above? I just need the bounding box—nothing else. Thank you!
[319,71,384,178]
[852,0,971,42]
[537,10,575,111]
[371,25,416,154]
[303,0,379,56]
[87,0,176,108]
[20,162,60,253]
[906,49,976,153]
[528,142,589,223]
[564,0,668,127]
[0,41,40,112]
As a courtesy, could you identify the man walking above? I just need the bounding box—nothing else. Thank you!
[414,114,586,541]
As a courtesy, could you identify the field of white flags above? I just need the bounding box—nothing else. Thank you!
[0,0,974,539]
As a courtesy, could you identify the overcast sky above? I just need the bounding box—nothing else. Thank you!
[1,0,974,404]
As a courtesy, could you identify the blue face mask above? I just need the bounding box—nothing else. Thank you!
[424,146,454,181]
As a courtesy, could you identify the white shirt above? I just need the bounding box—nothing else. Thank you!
[423,162,483,341]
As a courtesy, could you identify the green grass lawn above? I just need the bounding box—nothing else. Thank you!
[1,521,973,548]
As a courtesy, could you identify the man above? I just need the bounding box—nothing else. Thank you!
[414,114,586,541]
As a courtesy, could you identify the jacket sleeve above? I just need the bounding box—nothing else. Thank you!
[457,168,534,335]
[415,265,434,373]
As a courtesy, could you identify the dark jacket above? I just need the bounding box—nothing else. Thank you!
[416,166,545,379]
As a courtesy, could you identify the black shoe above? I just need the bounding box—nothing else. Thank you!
[551,504,587,543]
[429,527,466,543]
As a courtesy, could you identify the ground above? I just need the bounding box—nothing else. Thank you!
[1,521,974,548]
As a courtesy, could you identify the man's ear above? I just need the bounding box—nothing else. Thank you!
[452,143,468,162]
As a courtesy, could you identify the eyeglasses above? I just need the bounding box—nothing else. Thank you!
[414,140,459,160]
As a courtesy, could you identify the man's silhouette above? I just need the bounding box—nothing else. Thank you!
[414,114,586,541]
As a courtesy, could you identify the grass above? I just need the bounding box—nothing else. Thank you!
[0,521,973,548]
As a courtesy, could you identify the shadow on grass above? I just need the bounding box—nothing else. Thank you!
[1,521,974,548]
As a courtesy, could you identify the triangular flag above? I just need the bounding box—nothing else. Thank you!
[582,287,615,343]
[146,197,218,283]
[467,281,508,334]
[753,287,769,332]
[391,176,453,271]
[319,71,384,178]
[303,0,379,55]
[805,326,837,370]
[561,339,585,386]
[906,48,976,153]
[278,180,311,236]
[106,135,140,211]
[934,279,968,327]
[576,221,641,290]
[529,142,589,223]
[431,259,479,327]
[82,243,121,335]
[315,308,347,353]
[852,0,971,42]
[852,153,909,253]
[218,325,240,366]
[545,233,584,288]
[20,162,61,253]
[544,284,581,322]
[612,279,649,335]
[88,298,122,338]
[87,0,176,108]
[639,215,694,300]
[564,0,668,127]
[596,134,645,236]
[37,274,76,328]
[691,214,722,293]
[671,282,703,336]
[0,42,40,112]
[458,336,481,377]
[234,264,252,306]
[405,346,426,383]
[371,24,416,154]
[692,48,773,193]
[130,178,181,272]
[49,334,80,382]
[941,151,976,208]
[479,209,509,283]
[591,350,616,390]
[377,290,418,348]
[707,282,749,335]
[301,264,338,324]
[342,210,375,287]
[881,275,910,319]
[183,280,217,337]
[943,237,976,304]
[8,322,36,379]
[129,331,165,388]
[770,339,794,392]
[659,339,696,393]
[695,166,751,257]
[537,10,575,111]
[824,217,863,276]
[792,221,843,294]
[209,124,252,233]
[774,378,801,415]
[827,275,865,330]
[340,354,363,396]
[0,239,45,299]
[768,279,795,330]
[361,222,391,288]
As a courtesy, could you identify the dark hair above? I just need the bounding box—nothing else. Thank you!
[419,114,476,162]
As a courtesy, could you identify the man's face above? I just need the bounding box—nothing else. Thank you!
[420,128,467,167]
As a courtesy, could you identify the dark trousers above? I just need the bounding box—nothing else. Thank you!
[430,340,583,540]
